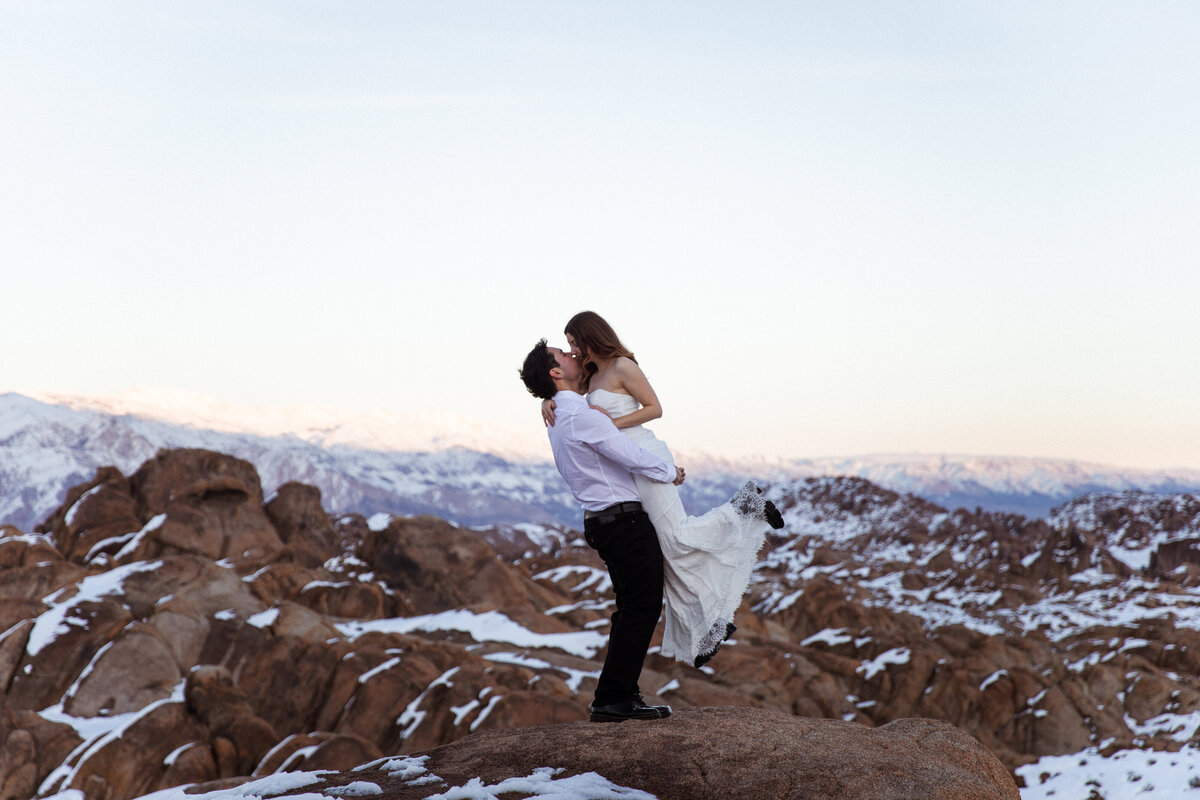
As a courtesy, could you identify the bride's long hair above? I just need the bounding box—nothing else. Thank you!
[564,311,637,389]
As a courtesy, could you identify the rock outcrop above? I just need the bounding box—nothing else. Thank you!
[407,707,1019,800]
[175,707,1018,800]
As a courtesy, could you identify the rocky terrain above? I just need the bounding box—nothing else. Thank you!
[2,448,1200,799]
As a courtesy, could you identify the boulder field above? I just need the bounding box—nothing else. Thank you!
[2,448,1196,799]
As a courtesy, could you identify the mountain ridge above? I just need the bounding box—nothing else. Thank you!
[4,389,1200,530]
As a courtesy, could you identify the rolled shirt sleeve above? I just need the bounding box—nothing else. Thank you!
[547,391,678,513]
[573,407,676,484]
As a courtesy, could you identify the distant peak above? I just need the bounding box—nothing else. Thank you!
[22,386,552,462]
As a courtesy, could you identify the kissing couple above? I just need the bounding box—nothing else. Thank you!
[519,311,784,723]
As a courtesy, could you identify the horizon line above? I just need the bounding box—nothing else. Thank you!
[5,387,1200,477]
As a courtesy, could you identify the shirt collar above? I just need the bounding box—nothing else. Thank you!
[553,390,586,405]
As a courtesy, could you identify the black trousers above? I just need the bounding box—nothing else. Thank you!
[583,509,664,706]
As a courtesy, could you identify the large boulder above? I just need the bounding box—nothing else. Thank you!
[34,451,288,570]
[264,482,339,568]
[397,707,1018,800]
[37,467,140,563]
[41,698,208,800]
[185,665,280,777]
[0,692,80,800]
[130,449,265,515]
[357,515,567,627]
[1150,536,1200,577]
[63,623,183,717]
[6,595,134,711]
[181,707,1018,800]
[0,530,64,569]
[125,449,285,568]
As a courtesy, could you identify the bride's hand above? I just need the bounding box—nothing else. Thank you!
[540,398,557,427]
[588,404,611,419]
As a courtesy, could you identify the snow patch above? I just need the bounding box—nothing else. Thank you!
[801,628,854,648]
[27,560,164,657]
[1017,745,1200,799]
[483,651,600,693]
[323,781,383,797]
[247,608,280,629]
[335,610,606,659]
[366,513,392,532]
[422,767,656,800]
[980,670,1009,692]
[397,667,459,740]
[857,648,911,680]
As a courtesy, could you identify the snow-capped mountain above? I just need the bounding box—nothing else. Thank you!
[3,388,1200,531]
[27,386,552,462]
[757,453,1200,520]
[0,390,578,532]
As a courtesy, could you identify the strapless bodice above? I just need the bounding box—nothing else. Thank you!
[588,387,666,461]
[587,388,640,420]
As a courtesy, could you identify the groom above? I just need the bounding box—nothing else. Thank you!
[520,339,684,723]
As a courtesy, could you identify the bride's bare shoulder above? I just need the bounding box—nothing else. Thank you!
[612,356,645,376]
[612,356,654,392]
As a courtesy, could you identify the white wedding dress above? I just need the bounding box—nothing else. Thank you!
[588,388,768,664]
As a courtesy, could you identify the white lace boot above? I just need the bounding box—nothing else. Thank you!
[730,480,784,529]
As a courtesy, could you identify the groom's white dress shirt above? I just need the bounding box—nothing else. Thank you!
[547,390,676,512]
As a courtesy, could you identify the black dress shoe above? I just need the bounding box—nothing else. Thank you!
[632,693,671,718]
[764,500,784,529]
[589,697,668,723]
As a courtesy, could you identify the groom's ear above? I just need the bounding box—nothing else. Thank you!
[548,365,563,379]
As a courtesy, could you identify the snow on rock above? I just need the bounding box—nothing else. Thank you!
[1017,745,1200,800]
[365,513,392,532]
[353,755,438,783]
[27,560,163,656]
[483,652,600,693]
[421,767,657,800]
[335,610,607,659]
[397,667,461,741]
[127,770,330,800]
[801,628,855,648]
[532,565,612,594]
[323,782,383,797]
[38,681,187,797]
[980,670,1009,692]
[857,648,912,680]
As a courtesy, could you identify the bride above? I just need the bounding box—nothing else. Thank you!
[542,310,783,667]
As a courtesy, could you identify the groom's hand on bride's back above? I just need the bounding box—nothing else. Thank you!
[673,467,686,486]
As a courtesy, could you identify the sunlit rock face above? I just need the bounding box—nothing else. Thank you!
[192,707,1017,800]
[1,450,1198,799]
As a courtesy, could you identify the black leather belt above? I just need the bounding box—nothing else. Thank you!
[583,501,643,524]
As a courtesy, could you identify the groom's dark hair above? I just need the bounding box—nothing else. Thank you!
[519,339,558,400]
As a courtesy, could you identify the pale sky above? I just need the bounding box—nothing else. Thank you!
[3,2,1198,470]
